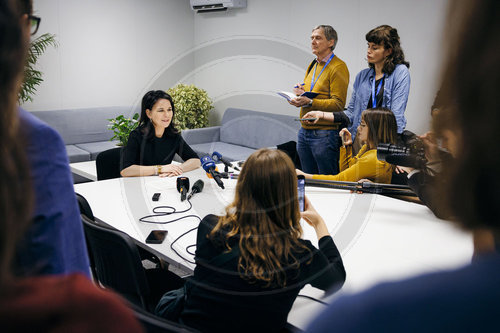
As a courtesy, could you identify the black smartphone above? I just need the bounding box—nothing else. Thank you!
[297,175,305,212]
[294,118,317,122]
[145,230,167,244]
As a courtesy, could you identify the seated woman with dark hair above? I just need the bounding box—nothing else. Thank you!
[121,90,200,177]
[156,149,345,332]
[297,107,397,183]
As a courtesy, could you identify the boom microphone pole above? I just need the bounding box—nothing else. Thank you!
[305,179,417,196]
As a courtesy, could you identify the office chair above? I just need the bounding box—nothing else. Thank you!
[76,193,99,281]
[129,302,199,333]
[277,141,302,170]
[81,214,153,311]
[76,192,95,221]
[96,147,123,181]
[76,192,168,280]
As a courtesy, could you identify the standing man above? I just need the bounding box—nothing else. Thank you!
[290,25,349,175]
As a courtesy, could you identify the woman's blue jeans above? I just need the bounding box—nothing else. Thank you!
[297,127,340,175]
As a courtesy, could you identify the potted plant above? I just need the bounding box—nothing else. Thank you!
[166,84,213,130]
[19,33,58,104]
[108,113,139,146]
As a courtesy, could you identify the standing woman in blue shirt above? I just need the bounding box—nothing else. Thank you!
[345,25,410,140]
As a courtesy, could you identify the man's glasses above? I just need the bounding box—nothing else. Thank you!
[29,15,41,35]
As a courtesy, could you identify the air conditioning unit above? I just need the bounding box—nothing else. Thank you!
[190,0,247,13]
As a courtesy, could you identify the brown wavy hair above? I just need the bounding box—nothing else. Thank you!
[366,25,410,74]
[362,107,398,149]
[210,149,310,287]
[437,0,500,232]
[0,0,32,289]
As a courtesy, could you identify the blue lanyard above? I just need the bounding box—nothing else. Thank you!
[371,74,385,108]
[310,53,335,92]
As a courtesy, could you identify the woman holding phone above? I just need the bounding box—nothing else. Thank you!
[156,149,345,332]
[297,107,397,183]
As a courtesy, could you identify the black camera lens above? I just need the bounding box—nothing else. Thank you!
[377,143,410,162]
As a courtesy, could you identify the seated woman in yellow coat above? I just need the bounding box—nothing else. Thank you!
[297,107,397,183]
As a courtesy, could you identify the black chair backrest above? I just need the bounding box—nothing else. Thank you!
[75,193,98,282]
[76,192,95,221]
[81,215,151,310]
[277,140,302,170]
[96,147,123,181]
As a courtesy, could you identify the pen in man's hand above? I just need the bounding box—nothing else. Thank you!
[294,83,305,88]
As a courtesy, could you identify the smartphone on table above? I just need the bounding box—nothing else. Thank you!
[145,230,168,244]
[297,175,305,212]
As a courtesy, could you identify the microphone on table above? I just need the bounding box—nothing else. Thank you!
[187,179,204,201]
[212,151,240,171]
[219,172,238,179]
[201,155,225,189]
[176,177,190,201]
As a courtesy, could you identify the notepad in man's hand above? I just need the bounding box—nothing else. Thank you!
[277,91,319,102]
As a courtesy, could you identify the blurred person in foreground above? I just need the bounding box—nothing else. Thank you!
[14,0,90,279]
[0,1,142,331]
[307,0,500,331]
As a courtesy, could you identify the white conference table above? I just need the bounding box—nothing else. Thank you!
[70,160,98,182]
[74,167,473,329]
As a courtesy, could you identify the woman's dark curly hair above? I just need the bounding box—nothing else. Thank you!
[366,25,410,74]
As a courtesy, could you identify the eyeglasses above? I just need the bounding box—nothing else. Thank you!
[28,15,41,35]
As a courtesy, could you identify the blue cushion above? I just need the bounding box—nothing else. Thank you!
[31,107,137,145]
[182,126,220,145]
[75,141,120,160]
[220,108,299,149]
[66,145,90,163]
[190,142,256,161]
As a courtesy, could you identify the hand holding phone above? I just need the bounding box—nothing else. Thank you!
[339,128,352,146]
[295,118,318,122]
[145,230,167,244]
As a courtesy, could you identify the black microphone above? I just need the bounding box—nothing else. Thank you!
[200,155,225,189]
[219,172,238,179]
[176,177,190,201]
[212,151,240,171]
[187,179,204,200]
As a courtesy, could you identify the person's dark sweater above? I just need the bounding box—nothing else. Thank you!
[180,214,346,333]
[407,151,454,219]
[121,128,198,170]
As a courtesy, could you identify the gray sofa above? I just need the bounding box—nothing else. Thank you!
[181,108,300,161]
[31,106,137,163]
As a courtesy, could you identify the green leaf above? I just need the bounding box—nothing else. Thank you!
[107,114,139,146]
[166,84,213,130]
[19,33,58,104]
